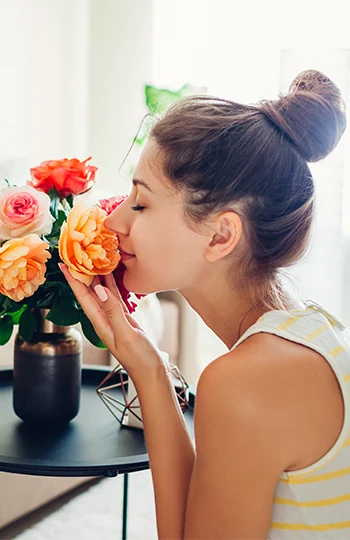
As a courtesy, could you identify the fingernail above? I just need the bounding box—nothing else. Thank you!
[94,284,108,302]
[58,263,64,271]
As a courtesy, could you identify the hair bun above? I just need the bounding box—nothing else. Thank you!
[259,69,347,162]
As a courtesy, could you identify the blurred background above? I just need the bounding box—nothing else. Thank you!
[0,0,350,373]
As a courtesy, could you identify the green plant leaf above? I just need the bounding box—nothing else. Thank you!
[80,313,107,349]
[35,292,55,308]
[145,85,180,114]
[46,294,80,326]
[19,309,37,342]
[48,187,61,219]
[8,306,27,325]
[65,194,74,208]
[0,295,12,311]
[46,210,67,240]
[0,315,13,345]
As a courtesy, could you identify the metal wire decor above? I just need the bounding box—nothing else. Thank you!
[96,362,190,428]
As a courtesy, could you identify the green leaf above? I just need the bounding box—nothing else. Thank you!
[46,294,80,326]
[0,295,12,311]
[19,309,37,342]
[144,83,205,115]
[35,292,55,308]
[46,210,67,240]
[135,130,148,146]
[80,313,107,349]
[0,315,13,345]
[48,187,61,219]
[8,305,26,325]
[145,85,180,114]
[65,194,74,208]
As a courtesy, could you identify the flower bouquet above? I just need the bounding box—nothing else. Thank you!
[0,157,141,348]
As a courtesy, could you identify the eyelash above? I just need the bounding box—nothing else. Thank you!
[131,205,145,212]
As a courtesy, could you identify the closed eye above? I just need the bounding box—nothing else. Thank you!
[131,205,145,212]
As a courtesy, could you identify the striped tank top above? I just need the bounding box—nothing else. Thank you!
[231,299,350,539]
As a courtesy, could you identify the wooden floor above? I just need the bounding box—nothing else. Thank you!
[0,478,102,539]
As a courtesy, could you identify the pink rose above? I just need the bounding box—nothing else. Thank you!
[0,186,54,240]
[97,194,128,215]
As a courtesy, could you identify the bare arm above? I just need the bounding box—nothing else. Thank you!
[60,266,290,539]
[138,344,291,540]
[137,371,195,539]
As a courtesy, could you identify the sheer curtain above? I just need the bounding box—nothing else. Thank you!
[152,0,350,375]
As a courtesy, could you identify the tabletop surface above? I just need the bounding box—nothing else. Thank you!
[0,365,195,478]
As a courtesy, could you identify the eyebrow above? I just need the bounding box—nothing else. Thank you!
[132,178,155,193]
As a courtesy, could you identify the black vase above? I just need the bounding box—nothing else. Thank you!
[13,309,82,426]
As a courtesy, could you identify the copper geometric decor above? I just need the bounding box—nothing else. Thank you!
[96,356,190,430]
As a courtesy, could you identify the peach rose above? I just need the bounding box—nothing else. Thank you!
[58,203,120,286]
[29,157,97,198]
[0,186,54,240]
[0,234,51,301]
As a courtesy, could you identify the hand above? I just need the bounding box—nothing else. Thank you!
[59,264,168,388]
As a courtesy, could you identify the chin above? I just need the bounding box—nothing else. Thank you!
[123,277,156,296]
[124,277,168,296]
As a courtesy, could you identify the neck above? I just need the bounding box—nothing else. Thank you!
[180,279,303,350]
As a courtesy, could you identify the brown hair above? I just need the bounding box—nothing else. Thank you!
[150,70,347,309]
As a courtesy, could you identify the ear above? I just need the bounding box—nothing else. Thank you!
[204,211,243,263]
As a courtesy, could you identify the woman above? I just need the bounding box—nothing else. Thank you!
[60,70,349,539]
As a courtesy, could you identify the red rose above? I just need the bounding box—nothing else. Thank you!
[29,157,97,198]
[113,263,144,313]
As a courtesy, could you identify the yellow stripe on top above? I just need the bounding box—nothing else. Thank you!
[304,323,329,342]
[274,492,350,507]
[276,316,302,331]
[279,467,350,485]
[271,520,350,531]
[329,345,345,357]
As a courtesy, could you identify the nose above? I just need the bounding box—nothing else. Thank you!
[104,198,129,236]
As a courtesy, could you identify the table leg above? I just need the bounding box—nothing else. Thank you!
[122,472,129,540]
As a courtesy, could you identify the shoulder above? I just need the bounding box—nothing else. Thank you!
[195,333,293,468]
[196,331,343,471]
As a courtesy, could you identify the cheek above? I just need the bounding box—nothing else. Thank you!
[124,221,205,293]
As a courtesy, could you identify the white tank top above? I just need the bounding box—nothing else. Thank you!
[231,300,350,539]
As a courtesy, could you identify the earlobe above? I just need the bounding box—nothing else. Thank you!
[205,212,242,263]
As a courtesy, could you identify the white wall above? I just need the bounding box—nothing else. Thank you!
[0,0,153,193]
[0,0,90,168]
[88,0,154,196]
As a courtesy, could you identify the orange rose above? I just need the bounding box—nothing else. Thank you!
[29,157,97,198]
[0,234,51,301]
[59,203,120,286]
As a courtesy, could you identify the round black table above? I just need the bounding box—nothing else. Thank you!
[0,365,195,539]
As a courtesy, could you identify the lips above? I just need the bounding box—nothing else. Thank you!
[119,248,135,257]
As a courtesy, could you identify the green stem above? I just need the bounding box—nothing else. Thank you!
[61,199,69,212]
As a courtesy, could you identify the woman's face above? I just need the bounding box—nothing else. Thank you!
[104,141,210,294]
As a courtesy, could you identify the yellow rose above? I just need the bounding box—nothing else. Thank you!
[58,203,120,286]
[0,234,51,301]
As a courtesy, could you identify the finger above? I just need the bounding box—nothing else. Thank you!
[93,282,140,341]
[59,264,109,327]
[103,273,129,314]
[103,273,145,331]
[90,275,101,291]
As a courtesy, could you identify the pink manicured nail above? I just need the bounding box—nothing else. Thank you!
[94,284,108,302]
